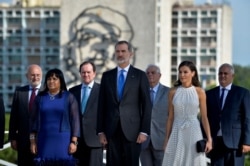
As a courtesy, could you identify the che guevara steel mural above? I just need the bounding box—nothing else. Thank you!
[63,5,136,85]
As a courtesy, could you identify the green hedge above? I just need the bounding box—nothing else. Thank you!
[0,113,17,164]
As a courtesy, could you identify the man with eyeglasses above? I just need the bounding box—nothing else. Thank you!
[140,64,169,166]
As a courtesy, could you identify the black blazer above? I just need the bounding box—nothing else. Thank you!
[69,82,101,147]
[97,66,152,141]
[0,97,5,148]
[8,85,31,149]
[206,85,250,148]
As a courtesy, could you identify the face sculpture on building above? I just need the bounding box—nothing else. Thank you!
[63,5,136,86]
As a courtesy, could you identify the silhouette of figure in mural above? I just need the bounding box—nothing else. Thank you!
[63,5,136,86]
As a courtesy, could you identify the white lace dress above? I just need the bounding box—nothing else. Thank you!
[162,86,207,166]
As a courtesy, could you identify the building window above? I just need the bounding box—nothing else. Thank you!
[201,11,207,16]
[9,56,22,65]
[172,30,177,35]
[210,49,216,54]
[182,11,188,16]
[172,37,177,47]
[171,49,177,54]
[201,49,206,54]
[191,11,197,16]
[181,49,187,54]
[26,11,31,16]
[8,37,22,46]
[211,10,217,16]
[172,19,178,28]
[9,74,22,83]
[182,18,197,28]
[182,37,196,47]
[16,11,22,16]
[190,49,196,54]
[172,11,178,16]
[34,11,40,16]
[45,11,50,16]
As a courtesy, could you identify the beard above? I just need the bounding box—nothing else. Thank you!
[116,57,130,65]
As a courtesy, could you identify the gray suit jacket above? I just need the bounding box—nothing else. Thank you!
[69,82,101,147]
[142,83,169,150]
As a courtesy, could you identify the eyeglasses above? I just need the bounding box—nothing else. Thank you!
[146,71,159,75]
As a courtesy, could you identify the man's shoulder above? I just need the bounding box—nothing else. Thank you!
[231,84,249,93]
[103,68,116,74]
[15,85,29,91]
[129,65,143,72]
[93,82,100,87]
[69,84,82,91]
[159,83,170,90]
[206,86,219,93]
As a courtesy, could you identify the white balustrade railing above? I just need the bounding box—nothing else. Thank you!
[0,131,17,166]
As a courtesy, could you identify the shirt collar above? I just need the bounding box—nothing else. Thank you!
[29,84,41,90]
[82,81,94,89]
[117,64,130,73]
[151,83,160,92]
[220,83,232,91]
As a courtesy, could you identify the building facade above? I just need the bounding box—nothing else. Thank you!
[171,2,232,88]
[0,0,232,111]
[0,4,60,111]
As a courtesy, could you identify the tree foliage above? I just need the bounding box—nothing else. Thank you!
[233,64,250,89]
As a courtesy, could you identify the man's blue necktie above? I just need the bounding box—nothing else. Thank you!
[81,86,90,114]
[118,70,125,100]
[150,89,154,104]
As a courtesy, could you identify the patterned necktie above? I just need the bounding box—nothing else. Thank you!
[220,88,225,109]
[29,88,37,112]
[118,70,125,100]
[81,86,90,114]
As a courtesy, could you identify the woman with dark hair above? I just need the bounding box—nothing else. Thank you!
[162,61,212,166]
[30,68,80,165]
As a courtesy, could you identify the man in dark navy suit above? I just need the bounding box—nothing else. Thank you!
[206,63,250,166]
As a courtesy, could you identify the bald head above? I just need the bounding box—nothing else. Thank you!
[26,64,43,88]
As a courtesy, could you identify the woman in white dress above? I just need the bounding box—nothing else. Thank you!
[162,61,212,166]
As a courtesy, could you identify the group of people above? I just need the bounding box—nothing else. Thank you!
[6,40,250,166]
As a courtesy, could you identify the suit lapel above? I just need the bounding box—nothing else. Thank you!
[75,85,82,109]
[215,87,220,108]
[85,83,98,113]
[21,85,30,113]
[154,84,163,106]
[122,66,136,99]
[222,85,234,111]
[110,69,119,101]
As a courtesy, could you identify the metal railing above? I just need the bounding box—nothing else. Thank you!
[0,131,17,166]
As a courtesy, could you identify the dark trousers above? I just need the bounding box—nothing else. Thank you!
[74,138,103,166]
[210,136,245,166]
[18,147,35,166]
[106,123,141,166]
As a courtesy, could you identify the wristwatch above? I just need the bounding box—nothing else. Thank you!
[70,140,78,145]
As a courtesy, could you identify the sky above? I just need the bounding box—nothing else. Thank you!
[195,0,250,66]
[0,0,249,66]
